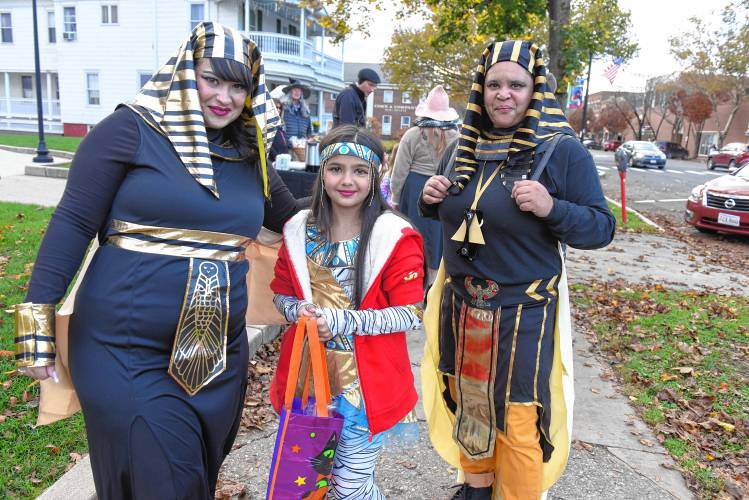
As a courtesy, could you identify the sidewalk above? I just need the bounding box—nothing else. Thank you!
[0,148,67,207]
[2,147,704,499]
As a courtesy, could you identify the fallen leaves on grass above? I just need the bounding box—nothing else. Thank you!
[572,281,748,498]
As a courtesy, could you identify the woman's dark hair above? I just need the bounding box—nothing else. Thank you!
[204,57,257,161]
[310,124,389,307]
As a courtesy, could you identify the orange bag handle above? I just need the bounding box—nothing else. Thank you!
[283,317,332,416]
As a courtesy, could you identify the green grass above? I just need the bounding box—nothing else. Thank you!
[571,283,749,498]
[0,202,88,497]
[607,200,660,234]
[0,133,82,153]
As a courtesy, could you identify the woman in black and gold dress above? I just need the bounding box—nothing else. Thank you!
[12,22,298,498]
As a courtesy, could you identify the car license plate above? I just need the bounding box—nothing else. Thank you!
[649,160,656,164]
[718,212,740,227]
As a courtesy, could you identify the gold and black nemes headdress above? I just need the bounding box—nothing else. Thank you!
[452,40,574,192]
[128,22,280,198]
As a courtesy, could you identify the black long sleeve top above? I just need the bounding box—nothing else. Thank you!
[420,136,615,285]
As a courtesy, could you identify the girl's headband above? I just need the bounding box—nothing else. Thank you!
[320,142,382,169]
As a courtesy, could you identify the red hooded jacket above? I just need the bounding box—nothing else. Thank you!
[269,210,424,435]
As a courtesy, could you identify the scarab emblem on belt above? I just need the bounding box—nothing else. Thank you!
[464,276,499,308]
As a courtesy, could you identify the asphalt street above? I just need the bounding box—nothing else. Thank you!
[591,150,730,218]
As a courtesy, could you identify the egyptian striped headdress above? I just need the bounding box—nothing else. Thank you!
[127,22,280,198]
[452,40,575,191]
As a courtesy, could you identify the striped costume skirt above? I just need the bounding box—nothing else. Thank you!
[437,275,559,461]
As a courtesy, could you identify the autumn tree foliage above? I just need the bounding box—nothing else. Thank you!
[594,104,629,135]
[310,0,637,105]
[681,91,713,151]
[382,23,482,107]
[669,0,749,146]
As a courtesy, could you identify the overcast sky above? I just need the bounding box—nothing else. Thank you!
[339,0,732,92]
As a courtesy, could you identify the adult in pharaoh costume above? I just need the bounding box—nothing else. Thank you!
[419,40,616,499]
[11,22,299,498]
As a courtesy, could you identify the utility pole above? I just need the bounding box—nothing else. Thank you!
[579,51,593,140]
[32,0,52,163]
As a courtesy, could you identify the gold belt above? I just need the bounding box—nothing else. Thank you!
[106,219,251,262]
[105,220,251,395]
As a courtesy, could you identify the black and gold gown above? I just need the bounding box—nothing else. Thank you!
[24,107,297,498]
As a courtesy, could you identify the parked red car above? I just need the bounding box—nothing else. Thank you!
[685,164,749,235]
[706,142,749,170]
[603,139,622,151]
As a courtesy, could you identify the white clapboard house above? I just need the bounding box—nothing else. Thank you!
[0,0,345,135]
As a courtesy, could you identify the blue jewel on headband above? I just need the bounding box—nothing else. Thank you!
[320,142,381,169]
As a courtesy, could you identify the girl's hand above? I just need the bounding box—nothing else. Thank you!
[298,302,318,318]
[316,315,333,341]
[18,365,58,382]
[511,180,554,218]
[422,175,451,205]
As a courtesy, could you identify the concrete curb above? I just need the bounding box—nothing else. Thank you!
[0,144,75,159]
[25,164,70,179]
[606,196,665,232]
[37,324,285,499]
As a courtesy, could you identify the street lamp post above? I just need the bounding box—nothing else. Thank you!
[580,51,593,140]
[32,0,52,163]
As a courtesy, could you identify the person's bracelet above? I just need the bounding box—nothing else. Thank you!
[7,303,56,368]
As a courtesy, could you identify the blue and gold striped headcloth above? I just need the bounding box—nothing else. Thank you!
[453,40,575,191]
[127,22,280,198]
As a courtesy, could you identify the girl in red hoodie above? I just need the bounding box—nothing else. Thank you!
[269,125,425,499]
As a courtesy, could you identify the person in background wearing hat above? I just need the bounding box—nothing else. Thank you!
[282,79,313,160]
[391,85,459,285]
[419,40,615,499]
[333,68,380,128]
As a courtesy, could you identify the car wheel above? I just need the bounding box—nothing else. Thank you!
[707,158,714,170]
[658,164,664,169]
[728,160,736,170]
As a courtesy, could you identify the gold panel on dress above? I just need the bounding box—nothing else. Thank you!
[168,258,230,395]
[453,300,500,459]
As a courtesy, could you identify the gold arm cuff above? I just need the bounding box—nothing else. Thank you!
[9,303,56,368]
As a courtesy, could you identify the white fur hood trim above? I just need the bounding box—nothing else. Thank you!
[282,210,414,302]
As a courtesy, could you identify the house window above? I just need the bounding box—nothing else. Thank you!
[329,92,337,101]
[101,5,118,25]
[63,7,77,41]
[401,92,411,104]
[22,76,33,99]
[276,19,281,33]
[87,72,100,105]
[400,116,411,129]
[47,11,56,43]
[190,3,205,30]
[381,115,392,136]
[139,72,152,88]
[288,24,297,36]
[382,90,393,104]
[256,10,263,31]
[0,13,12,43]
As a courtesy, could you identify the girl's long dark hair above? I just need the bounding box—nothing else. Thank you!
[310,125,389,308]
[204,57,258,162]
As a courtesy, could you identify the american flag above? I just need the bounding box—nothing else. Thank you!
[603,57,624,84]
